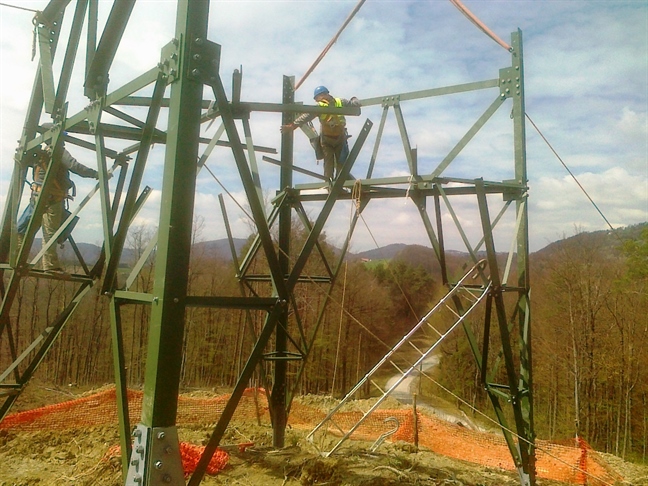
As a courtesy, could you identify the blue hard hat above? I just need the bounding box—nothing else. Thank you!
[313,85,329,99]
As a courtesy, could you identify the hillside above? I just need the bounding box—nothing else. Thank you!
[45,222,646,272]
[5,224,647,484]
[532,222,647,259]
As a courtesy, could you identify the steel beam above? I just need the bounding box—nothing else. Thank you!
[0,6,65,268]
[125,2,210,484]
[54,0,88,116]
[102,72,168,294]
[84,0,136,97]
[510,29,535,484]
[359,79,499,107]
[272,75,296,448]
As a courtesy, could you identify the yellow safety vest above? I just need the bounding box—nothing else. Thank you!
[318,98,346,137]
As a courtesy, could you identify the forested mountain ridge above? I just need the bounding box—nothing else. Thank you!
[52,221,646,270]
[50,236,249,265]
[532,222,647,260]
[526,222,647,460]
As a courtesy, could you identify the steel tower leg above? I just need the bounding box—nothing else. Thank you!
[124,2,209,485]
[271,75,296,448]
[510,29,536,485]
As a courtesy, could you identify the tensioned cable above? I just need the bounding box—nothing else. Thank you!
[294,0,367,91]
[448,0,512,51]
[275,244,392,351]
[294,247,613,484]
[331,197,362,394]
[202,162,254,223]
[418,368,615,486]
[351,185,421,322]
[0,2,38,13]
[525,112,624,244]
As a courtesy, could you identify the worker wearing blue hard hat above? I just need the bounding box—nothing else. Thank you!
[313,85,329,98]
[281,85,361,184]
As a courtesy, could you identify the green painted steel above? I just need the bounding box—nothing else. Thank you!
[54,0,87,115]
[36,22,57,113]
[430,96,505,179]
[476,179,526,469]
[0,8,64,268]
[511,30,535,484]
[0,280,95,420]
[85,0,97,98]
[188,302,284,485]
[359,79,500,107]
[102,72,167,294]
[108,298,131,479]
[0,1,536,481]
[366,105,389,178]
[126,1,213,483]
[273,76,296,448]
[84,0,136,98]
[139,0,209,428]
[393,103,416,175]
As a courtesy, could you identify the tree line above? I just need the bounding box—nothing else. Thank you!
[2,223,646,464]
[436,225,648,463]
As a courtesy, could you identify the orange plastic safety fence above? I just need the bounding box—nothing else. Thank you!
[0,387,268,431]
[180,442,229,475]
[104,443,229,476]
[0,387,622,484]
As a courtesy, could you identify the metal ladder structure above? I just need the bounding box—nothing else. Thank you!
[307,259,491,456]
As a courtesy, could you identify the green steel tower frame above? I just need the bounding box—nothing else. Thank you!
[0,1,535,484]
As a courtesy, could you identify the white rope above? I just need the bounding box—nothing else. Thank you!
[330,261,348,395]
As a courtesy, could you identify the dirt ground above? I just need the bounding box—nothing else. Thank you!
[1,383,647,486]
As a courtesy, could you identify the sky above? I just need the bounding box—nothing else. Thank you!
[0,0,646,256]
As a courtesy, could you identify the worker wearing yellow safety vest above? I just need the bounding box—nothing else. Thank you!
[282,86,361,184]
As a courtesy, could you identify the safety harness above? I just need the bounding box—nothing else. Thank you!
[318,98,346,137]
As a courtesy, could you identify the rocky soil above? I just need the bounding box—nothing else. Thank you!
[1,382,647,486]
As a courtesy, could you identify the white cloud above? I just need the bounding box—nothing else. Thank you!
[530,166,647,249]
[617,107,648,151]
[1,0,646,256]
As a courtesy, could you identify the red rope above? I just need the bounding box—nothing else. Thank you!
[296,0,510,92]
[449,0,512,51]
[295,0,367,91]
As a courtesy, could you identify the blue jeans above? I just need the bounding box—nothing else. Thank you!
[16,200,34,235]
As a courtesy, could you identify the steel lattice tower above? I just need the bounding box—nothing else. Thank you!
[0,1,535,484]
